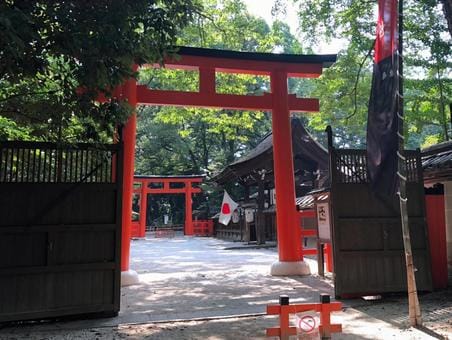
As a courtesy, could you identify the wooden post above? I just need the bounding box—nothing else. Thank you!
[270,70,302,262]
[139,181,147,238]
[257,175,266,245]
[185,183,193,235]
[397,0,422,326]
[121,79,137,272]
[279,295,290,340]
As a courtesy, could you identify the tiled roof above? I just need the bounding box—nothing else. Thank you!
[212,118,328,185]
[422,141,452,182]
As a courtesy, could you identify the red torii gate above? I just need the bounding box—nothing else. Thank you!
[119,47,336,283]
[131,175,203,238]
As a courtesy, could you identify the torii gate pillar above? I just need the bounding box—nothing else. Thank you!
[269,71,309,275]
[120,74,140,286]
[185,184,194,235]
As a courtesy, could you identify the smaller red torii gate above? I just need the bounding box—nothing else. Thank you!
[131,175,203,238]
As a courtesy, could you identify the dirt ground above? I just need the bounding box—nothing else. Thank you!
[1,236,451,339]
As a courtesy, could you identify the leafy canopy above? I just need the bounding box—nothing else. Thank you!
[0,0,200,141]
[292,0,451,148]
[135,0,305,178]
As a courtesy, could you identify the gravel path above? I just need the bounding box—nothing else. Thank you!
[1,235,450,339]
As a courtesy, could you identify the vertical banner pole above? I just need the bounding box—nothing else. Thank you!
[397,0,422,326]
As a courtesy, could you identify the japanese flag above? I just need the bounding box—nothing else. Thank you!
[219,191,239,225]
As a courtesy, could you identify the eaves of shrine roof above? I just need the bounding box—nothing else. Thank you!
[176,46,337,68]
[212,118,328,185]
[422,141,452,183]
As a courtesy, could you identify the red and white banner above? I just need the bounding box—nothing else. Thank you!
[367,0,400,196]
[219,191,239,225]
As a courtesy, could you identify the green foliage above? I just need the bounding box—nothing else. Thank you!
[134,0,311,215]
[0,116,32,140]
[0,0,200,142]
[293,0,451,148]
[135,0,306,179]
[308,47,373,147]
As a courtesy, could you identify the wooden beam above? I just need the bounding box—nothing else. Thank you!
[145,55,323,78]
[133,188,202,194]
[137,86,319,112]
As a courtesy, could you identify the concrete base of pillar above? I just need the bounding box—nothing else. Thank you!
[121,269,140,286]
[270,260,311,276]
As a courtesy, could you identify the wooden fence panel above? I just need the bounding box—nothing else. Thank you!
[329,148,432,297]
[0,141,123,323]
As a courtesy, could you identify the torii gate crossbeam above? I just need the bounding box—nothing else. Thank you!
[119,47,336,283]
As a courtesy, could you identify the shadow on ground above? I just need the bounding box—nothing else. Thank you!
[0,236,449,339]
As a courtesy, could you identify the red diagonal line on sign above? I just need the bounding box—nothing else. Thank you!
[299,315,316,332]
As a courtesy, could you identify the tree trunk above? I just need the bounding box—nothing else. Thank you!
[440,0,452,39]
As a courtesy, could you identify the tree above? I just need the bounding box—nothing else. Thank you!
[134,0,309,215]
[135,0,306,177]
[291,0,451,148]
[0,1,200,141]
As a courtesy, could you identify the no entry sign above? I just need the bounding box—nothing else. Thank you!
[298,315,316,332]
[295,312,319,336]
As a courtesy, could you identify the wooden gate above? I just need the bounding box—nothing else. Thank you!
[329,147,432,297]
[0,141,123,322]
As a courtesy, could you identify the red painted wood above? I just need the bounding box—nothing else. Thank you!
[138,183,147,238]
[266,301,342,338]
[137,86,319,112]
[131,177,203,237]
[121,74,137,272]
[137,86,272,110]
[185,186,193,236]
[302,229,317,237]
[425,195,448,289]
[199,67,215,94]
[147,55,323,77]
[271,71,302,262]
[193,220,214,236]
[267,302,342,314]
[325,243,333,272]
[135,188,201,194]
[298,210,316,219]
[131,221,141,238]
[302,248,318,256]
[118,51,326,266]
[137,178,203,183]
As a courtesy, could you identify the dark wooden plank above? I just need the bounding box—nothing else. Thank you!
[0,263,116,276]
[0,147,5,182]
[8,147,14,182]
[0,183,117,226]
[0,304,116,323]
[0,224,117,233]
[0,232,46,268]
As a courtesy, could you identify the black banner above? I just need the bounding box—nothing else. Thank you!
[367,55,399,196]
[367,0,399,196]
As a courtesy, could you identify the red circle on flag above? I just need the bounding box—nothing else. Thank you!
[222,203,231,214]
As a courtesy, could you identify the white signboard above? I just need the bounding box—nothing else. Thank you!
[231,209,240,224]
[316,203,331,241]
[245,208,255,223]
[270,189,276,206]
